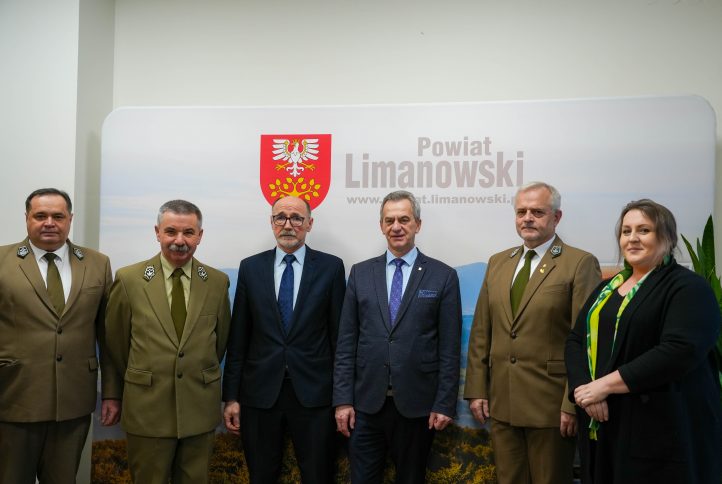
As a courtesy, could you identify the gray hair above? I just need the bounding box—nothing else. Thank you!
[380,190,421,222]
[157,200,203,228]
[516,181,561,212]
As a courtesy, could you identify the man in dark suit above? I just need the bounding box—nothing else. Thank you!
[104,199,231,483]
[333,190,462,483]
[0,188,119,484]
[222,195,346,484]
[464,181,600,484]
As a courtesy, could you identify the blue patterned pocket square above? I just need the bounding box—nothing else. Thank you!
[418,289,438,298]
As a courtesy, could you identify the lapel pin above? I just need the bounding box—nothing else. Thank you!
[72,247,84,260]
[510,247,521,258]
[550,245,562,257]
[17,246,29,258]
[197,266,208,281]
[143,265,156,281]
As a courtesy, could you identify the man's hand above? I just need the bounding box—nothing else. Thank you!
[428,412,453,430]
[223,401,241,435]
[469,398,490,425]
[560,411,577,437]
[335,405,356,437]
[100,399,121,426]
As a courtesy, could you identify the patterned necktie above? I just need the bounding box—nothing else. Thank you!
[388,258,405,325]
[278,254,296,331]
[170,268,187,340]
[510,249,536,317]
[44,253,65,314]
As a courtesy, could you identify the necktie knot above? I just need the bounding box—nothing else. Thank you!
[44,253,58,262]
[525,249,536,262]
[171,267,184,279]
[283,254,296,266]
[393,258,405,269]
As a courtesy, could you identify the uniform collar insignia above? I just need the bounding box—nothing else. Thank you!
[72,247,84,260]
[143,265,156,281]
[509,247,521,258]
[550,245,562,257]
[197,266,208,281]
[17,246,29,258]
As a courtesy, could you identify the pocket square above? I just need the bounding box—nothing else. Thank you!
[418,289,438,298]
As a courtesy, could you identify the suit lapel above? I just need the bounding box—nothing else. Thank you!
[64,242,84,314]
[260,249,286,335]
[500,247,523,325]
[391,252,427,333]
[143,255,179,347]
[372,255,392,332]
[17,241,57,317]
[604,265,665,373]
[181,259,209,347]
[287,247,316,336]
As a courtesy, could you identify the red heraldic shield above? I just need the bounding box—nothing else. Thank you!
[259,134,332,210]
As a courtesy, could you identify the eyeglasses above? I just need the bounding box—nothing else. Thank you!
[272,214,305,227]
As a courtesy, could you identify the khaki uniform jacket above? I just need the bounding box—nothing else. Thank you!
[0,239,114,423]
[464,236,600,428]
[105,254,231,439]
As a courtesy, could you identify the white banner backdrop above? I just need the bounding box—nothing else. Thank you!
[98,96,715,430]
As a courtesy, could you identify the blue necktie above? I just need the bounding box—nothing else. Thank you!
[388,258,405,325]
[278,254,296,331]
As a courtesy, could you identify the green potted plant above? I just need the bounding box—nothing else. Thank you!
[681,215,722,400]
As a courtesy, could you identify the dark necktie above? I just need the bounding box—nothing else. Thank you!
[44,253,65,314]
[170,268,187,340]
[510,249,536,317]
[278,254,296,331]
[388,258,405,325]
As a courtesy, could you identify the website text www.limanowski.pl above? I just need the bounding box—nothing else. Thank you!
[346,193,513,206]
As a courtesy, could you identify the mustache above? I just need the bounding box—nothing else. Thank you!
[279,230,296,237]
[169,243,190,253]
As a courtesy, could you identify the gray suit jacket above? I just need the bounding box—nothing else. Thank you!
[0,239,114,422]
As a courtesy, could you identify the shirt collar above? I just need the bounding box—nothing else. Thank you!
[275,244,306,267]
[29,240,70,264]
[524,235,555,259]
[160,254,193,278]
[386,246,418,267]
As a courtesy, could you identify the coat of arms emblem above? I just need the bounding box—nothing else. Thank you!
[259,134,331,209]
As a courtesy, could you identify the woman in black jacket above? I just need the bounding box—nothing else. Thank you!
[565,199,721,483]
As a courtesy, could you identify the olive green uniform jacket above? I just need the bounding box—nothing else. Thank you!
[0,239,114,422]
[105,254,231,438]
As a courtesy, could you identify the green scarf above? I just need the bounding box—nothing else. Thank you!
[584,261,652,440]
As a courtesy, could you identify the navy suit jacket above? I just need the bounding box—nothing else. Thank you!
[333,250,461,418]
[222,246,345,409]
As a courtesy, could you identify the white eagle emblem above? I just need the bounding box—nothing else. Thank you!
[272,138,319,177]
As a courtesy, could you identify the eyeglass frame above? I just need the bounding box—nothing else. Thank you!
[271,214,305,227]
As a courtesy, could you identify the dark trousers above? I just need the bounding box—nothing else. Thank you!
[0,414,91,484]
[349,397,435,484]
[241,378,335,484]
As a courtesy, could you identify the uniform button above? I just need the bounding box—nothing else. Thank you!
[177,373,183,379]
[510,357,517,364]
[178,351,184,358]
[510,331,517,339]
[57,327,63,334]
[56,355,63,362]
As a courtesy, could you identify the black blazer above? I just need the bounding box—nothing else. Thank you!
[222,246,345,408]
[565,261,721,484]
[333,250,462,418]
